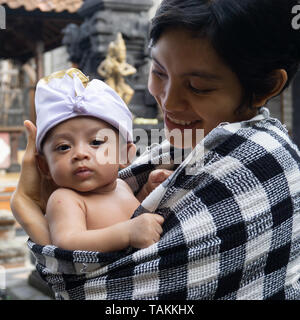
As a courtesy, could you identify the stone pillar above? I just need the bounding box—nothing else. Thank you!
[7,131,21,173]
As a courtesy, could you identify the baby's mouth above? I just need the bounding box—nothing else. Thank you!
[74,167,93,178]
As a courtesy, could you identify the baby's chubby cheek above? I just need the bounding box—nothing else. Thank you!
[48,165,70,186]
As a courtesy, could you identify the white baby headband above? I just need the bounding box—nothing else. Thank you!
[35,68,133,153]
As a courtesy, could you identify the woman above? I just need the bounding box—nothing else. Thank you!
[11,0,300,299]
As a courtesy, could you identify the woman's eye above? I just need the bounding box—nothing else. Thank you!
[56,144,70,151]
[152,69,166,78]
[189,84,214,94]
[91,139,104,146]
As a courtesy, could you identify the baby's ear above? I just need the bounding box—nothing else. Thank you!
[119,143,136,169]
[36,153,52,179]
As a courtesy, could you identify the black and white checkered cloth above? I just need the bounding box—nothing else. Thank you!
[28,108,300,300]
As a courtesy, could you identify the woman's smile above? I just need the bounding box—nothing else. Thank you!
[165,112,202,131]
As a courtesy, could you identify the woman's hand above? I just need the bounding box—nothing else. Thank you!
[16,121,56,210]
[147,169,174,192]
[136,169,174,202]
[128,213,164,248]
[10,120,55,244]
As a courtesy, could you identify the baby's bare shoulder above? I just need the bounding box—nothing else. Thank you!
[47,188,82,206]
[46,188,86,220]
[117,178,134,194]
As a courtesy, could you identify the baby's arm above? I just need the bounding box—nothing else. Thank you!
[46,188,164,252]
[136,169,174,202]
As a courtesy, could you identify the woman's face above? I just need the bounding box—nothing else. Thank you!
[148,28,257,148]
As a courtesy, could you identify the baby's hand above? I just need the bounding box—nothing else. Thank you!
[128,213,164,248]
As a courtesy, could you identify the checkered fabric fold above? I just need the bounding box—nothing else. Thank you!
[28,108,300,300]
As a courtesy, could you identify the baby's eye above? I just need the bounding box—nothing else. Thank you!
[56,144,70,152]
[91,139,105,147]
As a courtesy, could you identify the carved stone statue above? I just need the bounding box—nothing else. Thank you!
[62,0,159,119]
[97,33,136,105]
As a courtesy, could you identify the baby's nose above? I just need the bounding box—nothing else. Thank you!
[72,146,90,161]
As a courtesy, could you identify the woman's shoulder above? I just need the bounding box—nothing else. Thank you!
[200,116,300,195]
[212,116,299,161]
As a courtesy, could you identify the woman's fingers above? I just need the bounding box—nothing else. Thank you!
[19,121,40,188]
[14,121,43,206]
[24,120,37,141]
[150,169,174,183]
[23,120,37,164]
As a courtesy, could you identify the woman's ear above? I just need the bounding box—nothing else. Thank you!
[253,69,288,107]
[36,154,52,180]
[119,143,137,169]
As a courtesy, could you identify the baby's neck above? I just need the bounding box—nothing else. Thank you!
[74,180,118,196]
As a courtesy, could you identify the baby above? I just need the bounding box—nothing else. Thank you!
[35,68,171,253]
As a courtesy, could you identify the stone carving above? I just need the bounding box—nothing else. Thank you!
[97,33,137,105]
[62,22,92,74]
[62,0,159,119]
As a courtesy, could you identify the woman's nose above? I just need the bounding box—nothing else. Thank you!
[162,81,185,113]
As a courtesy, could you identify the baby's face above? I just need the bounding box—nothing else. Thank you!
[42,116,123,193]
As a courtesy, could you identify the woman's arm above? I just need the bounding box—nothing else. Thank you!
[10,192,51,245]
[10,120,55,245]
[47,188,164,252]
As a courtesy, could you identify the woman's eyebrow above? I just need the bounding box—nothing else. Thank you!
[183,71,222,81]
[151,53,221,81]
[151,55,166,71]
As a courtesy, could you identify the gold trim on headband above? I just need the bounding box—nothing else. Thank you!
[41,68,89,88]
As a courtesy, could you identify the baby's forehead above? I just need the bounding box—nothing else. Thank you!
[47,116,119,141]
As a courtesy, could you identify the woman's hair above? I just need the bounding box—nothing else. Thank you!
[150,0,300,109]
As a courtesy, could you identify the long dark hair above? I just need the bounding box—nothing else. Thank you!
[150,0,300,109]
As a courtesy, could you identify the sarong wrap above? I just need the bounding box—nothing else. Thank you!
[28,108,300,300]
